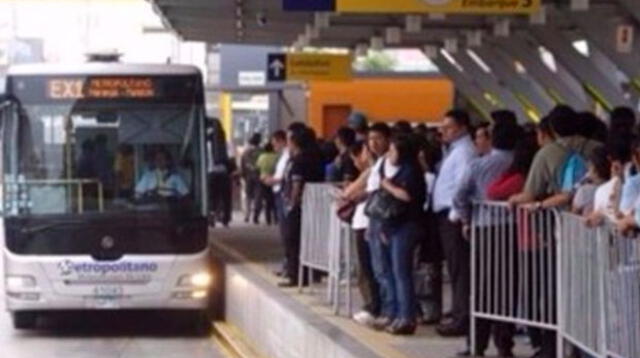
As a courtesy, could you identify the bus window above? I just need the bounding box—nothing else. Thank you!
[114,143,135,198]
[5,102,202,216]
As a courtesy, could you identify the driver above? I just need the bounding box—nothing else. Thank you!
[135,149,188,198]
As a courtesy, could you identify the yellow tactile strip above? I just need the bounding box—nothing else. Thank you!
[213,238,439,358]
[214,321,270,358]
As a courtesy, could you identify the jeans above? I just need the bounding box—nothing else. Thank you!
[368,219,420,321]
[354,229,380,316]
[243,177,259,221]
[255,183,276,224]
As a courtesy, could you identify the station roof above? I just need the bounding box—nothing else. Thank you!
[147,0,631,49]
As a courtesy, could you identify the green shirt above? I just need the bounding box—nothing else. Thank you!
[256,152,279,177]
[524,136,601,199]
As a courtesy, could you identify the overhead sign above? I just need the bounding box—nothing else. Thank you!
[267,53,287,82]
[238,71,267,87]
[267,53,352,82]
[284,0,541,14]
[282,0,335,11]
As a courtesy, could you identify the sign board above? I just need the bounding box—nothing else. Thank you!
[339,0,540,13]
[617,25,635,54]
[47,77,155,99]
[267,53,352,82]
[12,76,198,104]
[267,53,287,82]
[284,0,540,14]
[238,71,266,87]
[282,0,335,11]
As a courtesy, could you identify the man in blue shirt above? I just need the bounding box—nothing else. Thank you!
[432,110,477,337]
[136,150,188,199]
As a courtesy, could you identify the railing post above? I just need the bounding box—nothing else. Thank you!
[470,202,478,356]
[596,225,608,358]
[554,209,563,358]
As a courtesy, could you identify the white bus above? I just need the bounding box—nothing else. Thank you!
[0,63,214,329]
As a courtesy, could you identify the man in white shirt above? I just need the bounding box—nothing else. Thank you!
[362,122,396,330]
[432,110,477,337]
[260,130,290,276]
[264,124,307,279]
[588,138,631,225]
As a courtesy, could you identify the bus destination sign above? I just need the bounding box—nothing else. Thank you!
[47,77,155,100]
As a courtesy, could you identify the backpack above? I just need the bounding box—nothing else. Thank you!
[557,145,588,192]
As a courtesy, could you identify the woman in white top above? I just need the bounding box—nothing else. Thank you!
[341,141,380,325]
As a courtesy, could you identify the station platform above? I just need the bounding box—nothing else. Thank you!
[209,220,535,358]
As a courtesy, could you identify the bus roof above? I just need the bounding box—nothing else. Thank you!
[7,63,201,76]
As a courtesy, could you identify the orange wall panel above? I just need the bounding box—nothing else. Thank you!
[307,77,454,136]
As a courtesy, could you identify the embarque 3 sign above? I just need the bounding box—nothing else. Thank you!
[284,0,541,14]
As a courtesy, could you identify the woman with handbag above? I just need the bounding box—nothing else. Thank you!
[339,141,382,326]
[366,133,426,335]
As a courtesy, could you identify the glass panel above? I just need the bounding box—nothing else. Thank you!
[5,102,202,216]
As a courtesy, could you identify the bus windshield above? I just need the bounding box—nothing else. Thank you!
[2,73,208,255]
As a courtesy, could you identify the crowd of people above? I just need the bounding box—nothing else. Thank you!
[236,104,639,358]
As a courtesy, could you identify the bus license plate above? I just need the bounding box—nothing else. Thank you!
[87,286,123,309]
[94,285,123,297]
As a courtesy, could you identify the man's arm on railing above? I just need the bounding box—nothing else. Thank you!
[615,213,636,234]
[508,150,548,207]
[539,192,572,209]
[342,168,370,201]
[508,191,535,207]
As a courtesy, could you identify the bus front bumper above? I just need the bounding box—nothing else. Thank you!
[4,250,215,313]
[6,290,209,312]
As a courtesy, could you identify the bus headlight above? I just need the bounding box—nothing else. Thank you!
[177,272,212,288]
[191,290,208,299]
[6,276,36,290]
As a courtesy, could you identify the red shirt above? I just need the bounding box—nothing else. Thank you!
[486,172,526,201]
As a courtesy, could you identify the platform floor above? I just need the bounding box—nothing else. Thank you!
[210,218,536,358]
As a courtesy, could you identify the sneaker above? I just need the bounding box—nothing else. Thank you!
[353,310,376,326]
[385,319,417,335]
[369,316,393,331]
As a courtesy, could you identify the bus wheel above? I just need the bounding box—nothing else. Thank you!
[12,312,38,330]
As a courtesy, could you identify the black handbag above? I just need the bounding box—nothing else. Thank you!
[364,160,407,221]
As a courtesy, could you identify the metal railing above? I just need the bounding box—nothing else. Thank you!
[559,212,607,357]
[471,201,640,358]
[470,202,562,357]
[299,184,354,315]
[298,194,640,353]
[603,227,640,358]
